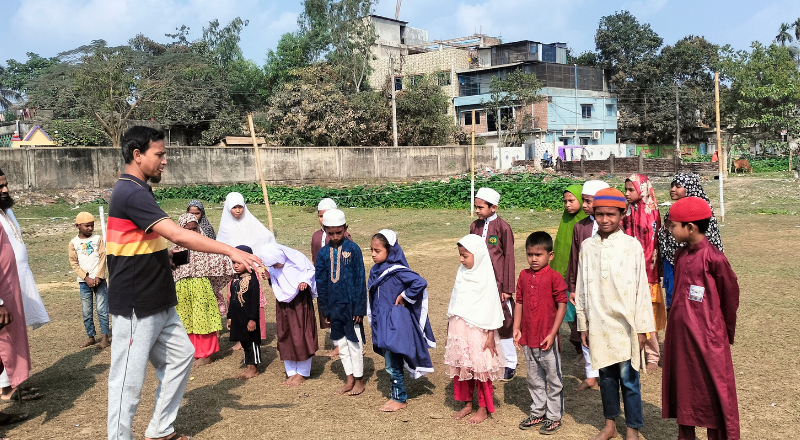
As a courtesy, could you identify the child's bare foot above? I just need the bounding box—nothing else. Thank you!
[467,407,489,424]
[347,378,365,396]
[453,402,473,420]
[285,374,305,387]
[646,363,659,373]
[232,342,243,351]
[575,378,599,391]
[97,335,110,350]
[325,346,340,358]
[193,357,211,367]
[237,365,259,379]
[79,337,96,348]
[379,399,407,412]
[625,427,640,440]
[335,376,355,395]
[588,420,619,440]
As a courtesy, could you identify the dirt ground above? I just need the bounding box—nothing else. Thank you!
[3,175,799,439]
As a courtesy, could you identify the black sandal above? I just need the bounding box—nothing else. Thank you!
[540,419,562,435]
[519,414,546,430]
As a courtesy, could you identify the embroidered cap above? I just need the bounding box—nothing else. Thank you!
[317,198,337,211]
[322,209,346,227]
[75,212,95,224]
[475,187,500,206]
[582,180,610,196]
[669,197,712,222]
[378,229,397,246]
[592,188,627,209]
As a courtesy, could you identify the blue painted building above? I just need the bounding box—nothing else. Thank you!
[452,41,618,160]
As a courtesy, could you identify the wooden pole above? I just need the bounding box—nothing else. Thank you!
[248,113,274,232]
[391,57,399,148]
[714,72,725,223]
[470,109,476,218]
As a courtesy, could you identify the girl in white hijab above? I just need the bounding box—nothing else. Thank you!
[259,244,318,386]
[217,192,276,250]
[444,234,505,424]
[217,192,274,345]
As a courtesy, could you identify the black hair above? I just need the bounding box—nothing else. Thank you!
[681,218,710,234]
[670,181,682,188]
[474,198,495,209]
[121,126,165,164]
[372,233,391,251]
[525,231,553,252]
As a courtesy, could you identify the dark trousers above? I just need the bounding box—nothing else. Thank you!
[243,341,262,366]
[679,425,725,440]
[598,360,643,429]
[384,350,407,403]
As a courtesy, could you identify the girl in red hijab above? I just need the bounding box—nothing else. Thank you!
[623,174,667,372]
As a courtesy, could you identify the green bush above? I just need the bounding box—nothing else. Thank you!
[734,155,791,173]
[154,174,585,211]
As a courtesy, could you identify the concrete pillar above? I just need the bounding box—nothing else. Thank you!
[580,152,586,177]
[609,153,615,176]
[92,148,100,188]
[638,150,645,174]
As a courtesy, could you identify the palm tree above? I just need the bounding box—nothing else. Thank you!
[0,67,21,112]
[794,17,800,41]
[776,22,793,46]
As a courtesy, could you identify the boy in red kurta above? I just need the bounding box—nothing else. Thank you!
[663,197,740,440]
[470,187,517,380]
[513,232,567,434]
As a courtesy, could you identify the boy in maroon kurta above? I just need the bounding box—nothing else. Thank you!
[566,180,608,391]
[470,187,517,380]
[663,197,740,440]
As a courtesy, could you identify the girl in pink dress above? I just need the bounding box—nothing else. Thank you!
[445,234,505,424]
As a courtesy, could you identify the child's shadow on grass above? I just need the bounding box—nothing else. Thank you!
[20,348,106,423]
[180,377,294,435]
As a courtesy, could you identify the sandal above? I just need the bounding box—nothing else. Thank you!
[0,412,27,426]
[1,390,43,403]
[519,414,546,430]
[540,419,562,435]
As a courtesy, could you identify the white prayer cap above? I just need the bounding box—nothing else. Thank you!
[582,180,610,196]
[322,209,346,227]
[317,198,337,211]
[378,229,397,246]
[475,187,501,206]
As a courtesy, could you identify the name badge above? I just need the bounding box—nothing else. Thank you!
[488,235,499,245]
[689,285,705,302]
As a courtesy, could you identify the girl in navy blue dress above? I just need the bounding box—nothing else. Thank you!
[368,229,435,412]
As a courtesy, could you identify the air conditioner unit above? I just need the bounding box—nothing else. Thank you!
[592,130,601,140]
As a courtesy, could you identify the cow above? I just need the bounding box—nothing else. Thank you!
[732,158,752,173]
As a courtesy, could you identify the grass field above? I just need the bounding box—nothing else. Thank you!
[3,175,799,439]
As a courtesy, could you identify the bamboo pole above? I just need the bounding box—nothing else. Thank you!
[470,109,476,218]
[714,72,725,224]
[248,113,274,232]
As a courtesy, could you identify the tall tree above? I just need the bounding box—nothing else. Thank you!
[395,75,460,146]
[775,22,794,46]
[200,17,249,68]
[264,32,314,96]
[721,42,800,156]
[483,69,543,167]
[326,0,377,92]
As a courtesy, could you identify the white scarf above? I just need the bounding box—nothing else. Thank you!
[258,243,316,302]
[217,192,275,250]
[446,234,504,330]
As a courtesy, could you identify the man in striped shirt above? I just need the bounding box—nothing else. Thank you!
[106,126,262,440]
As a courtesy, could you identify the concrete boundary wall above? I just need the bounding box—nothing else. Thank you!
[0,145,494,190]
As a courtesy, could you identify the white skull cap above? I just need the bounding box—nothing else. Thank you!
[322,209,346,227]
[475,187,500,206]
[317,198,337,211]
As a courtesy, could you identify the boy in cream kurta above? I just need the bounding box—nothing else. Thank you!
[575,188,655,440]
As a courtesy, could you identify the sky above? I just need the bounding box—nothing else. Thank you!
[1,0,799,65]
